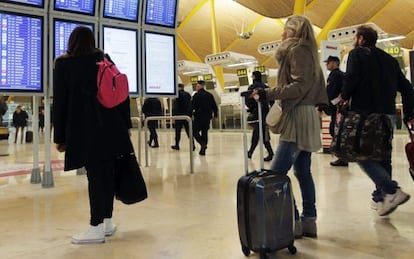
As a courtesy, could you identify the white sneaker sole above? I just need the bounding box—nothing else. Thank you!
[71,238,105,244]
[378,194,410,216]
[105,225,117,237]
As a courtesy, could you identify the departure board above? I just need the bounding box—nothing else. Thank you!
[144,31,176,96]
[54,0,96,16]
[144,0,177,28]
[0,0,44,8]
[0,12,43,92]
[103,0,139,22]
[103,26,138,94]
[53,19,94,58]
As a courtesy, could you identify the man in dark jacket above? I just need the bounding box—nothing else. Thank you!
[245,71,273,161]
[12,105,28,144]
[341,25,414,216]
[142,97,162,148]
[171,83,192,150]
[323,56,347,167]
[189,80,218,155]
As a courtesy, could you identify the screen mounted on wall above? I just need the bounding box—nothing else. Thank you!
[103,0,139,22]
[103,26,138,94]
[144,0,177,28]
[54,0,96,16]
[144,31,176,96]
[53,19,94,59]
[0,0,44,8]
[0,11,43,93]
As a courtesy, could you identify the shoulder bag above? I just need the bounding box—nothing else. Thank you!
[266,101,282,134]
[115,153,148,205]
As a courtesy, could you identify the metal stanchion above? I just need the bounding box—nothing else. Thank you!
[144,115,194,174]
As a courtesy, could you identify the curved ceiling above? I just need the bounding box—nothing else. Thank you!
[177,0,414,73]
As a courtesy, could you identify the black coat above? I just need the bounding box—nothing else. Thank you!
[53,51,133,171]
[142,98,162,117]
[172,89,191,116]
[342,46,414,120]
[190,88,218,122]
[13,110,28,127]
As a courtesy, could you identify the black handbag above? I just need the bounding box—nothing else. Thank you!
[115,153,148,205]
[330,111,392,162]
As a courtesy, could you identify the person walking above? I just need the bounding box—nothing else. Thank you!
[189,80,218,156]
[53,26,134,244]
[12,105,28,144]
[142,97,162,148]
[171,83,191,151]
[323,56,348,167]
[255,15,328,238]
[340,25,414,216]
[245,71,273,161]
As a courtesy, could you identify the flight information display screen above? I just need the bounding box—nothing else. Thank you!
[144,31,176,96]
[0,12,43,92]
[53,19,94,58]
[54,0,96,16]
[0,0,44,8]
[144,0,177,28]
[103,26,138,94]
[103,0,139,22]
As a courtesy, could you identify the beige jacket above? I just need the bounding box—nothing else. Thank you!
[266,38,328,111]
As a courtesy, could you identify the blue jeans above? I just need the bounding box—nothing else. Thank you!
[270,141,316,219]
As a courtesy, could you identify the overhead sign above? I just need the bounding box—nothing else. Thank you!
[203,74,212,81]
[254,66,265,73]
[237,68,247,77]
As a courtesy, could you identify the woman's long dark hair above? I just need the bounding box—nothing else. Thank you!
[67,26,96,56]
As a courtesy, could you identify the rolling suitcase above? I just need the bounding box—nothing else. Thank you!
[25,130,33,143]
[237,93,296,258]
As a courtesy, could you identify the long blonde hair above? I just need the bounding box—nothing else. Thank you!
[284,15,321,81]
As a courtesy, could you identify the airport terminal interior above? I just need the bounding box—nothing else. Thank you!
[1,128,414,259]
[2,0,414,258]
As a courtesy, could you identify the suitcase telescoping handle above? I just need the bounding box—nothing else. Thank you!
[241,92,265,176]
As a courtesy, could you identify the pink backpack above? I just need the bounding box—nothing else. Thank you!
[96,57,129,108]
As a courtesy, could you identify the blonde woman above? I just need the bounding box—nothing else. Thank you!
[256,15,328,238]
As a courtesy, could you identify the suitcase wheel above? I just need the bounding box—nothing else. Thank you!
[241,245,250,256]
[288,243,297,254]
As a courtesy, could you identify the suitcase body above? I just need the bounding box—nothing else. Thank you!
[237,94,296,258]
[237,170,296,257]
[25,130,33,143]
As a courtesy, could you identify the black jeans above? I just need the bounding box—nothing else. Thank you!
[85,159,116,226]
[148,120,158,145]
[193,119,209,147]
[174,120,189,146]
[249,122,273,156]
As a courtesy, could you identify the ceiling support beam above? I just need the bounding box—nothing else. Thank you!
[209,0,224,90]
[293,0,306,15]
[367,0,396,21]
[177,0,209,32]
[177,33,202,63]
[316,0,353,45]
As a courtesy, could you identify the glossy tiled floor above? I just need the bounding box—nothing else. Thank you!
[1,128,414,259]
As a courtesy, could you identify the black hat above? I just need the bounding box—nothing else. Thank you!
[323,56,340,63]
[178,83,184,88]
[197,80,205,85]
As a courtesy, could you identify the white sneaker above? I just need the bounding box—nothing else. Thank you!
[71,224,105,244]
[104,218,117,236]
[377,189,410,216]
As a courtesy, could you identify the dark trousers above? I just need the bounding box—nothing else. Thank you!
[14,126,24,143]
[249,122,273,156]
[85,160,116,226]
[174,120,189,146]
[193,119,209,147]
[148,120,158,145]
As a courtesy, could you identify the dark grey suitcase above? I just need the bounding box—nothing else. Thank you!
[25,130,33,143]
[237,93,296,258]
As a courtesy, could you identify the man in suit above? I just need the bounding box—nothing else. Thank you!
[323,56,348,167]
[189,80,218,156]
[171,83,192,150]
